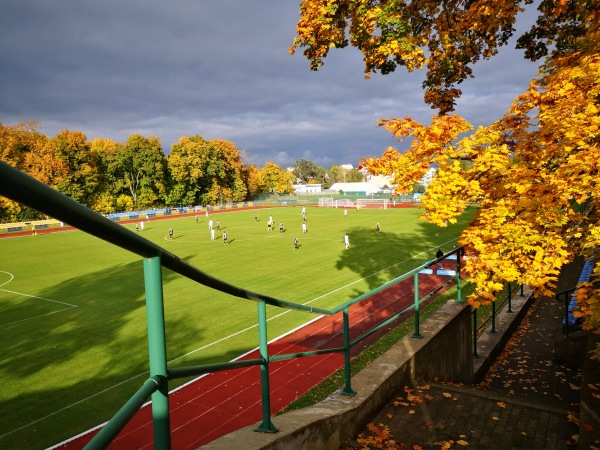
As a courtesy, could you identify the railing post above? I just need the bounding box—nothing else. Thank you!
[472,307,478,358]
[507,282,513,313]
[520,284,524,296]
[143,256,171,450]
[563,293,571,339]
[255,300,278,433]
[456,248,463,303]
[490,295,497,334]
[412,273,423,338]
[341,308,356,396]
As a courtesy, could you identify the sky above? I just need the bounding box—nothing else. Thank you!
[0,1,540,169]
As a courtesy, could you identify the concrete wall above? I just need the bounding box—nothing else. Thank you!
[579,332,600,449]
[411,302,473,383]
[202,301,474,450]
[202,290,536,450]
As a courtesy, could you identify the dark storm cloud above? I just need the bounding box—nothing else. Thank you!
[0,1,539,167]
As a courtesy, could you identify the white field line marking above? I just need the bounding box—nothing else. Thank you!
[18,237,464,443]
[0,271,78,328]
[0,271,14,287]
[2,372,146,442]
[167,243,443,363]
[0,306,77,329]
[0,288,77,308]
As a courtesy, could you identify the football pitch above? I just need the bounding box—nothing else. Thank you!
[0,205,474,449]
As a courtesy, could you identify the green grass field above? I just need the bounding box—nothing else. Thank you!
[0,205,474,449]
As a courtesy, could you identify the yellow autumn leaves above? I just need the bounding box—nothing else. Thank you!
[291,1,600,358]
[360,38,600,357]
[291,0,524,113]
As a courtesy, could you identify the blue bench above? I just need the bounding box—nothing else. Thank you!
[563,258,594,329]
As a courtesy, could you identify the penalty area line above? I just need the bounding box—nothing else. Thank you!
[0,288,78,307]
[0,306,78,329]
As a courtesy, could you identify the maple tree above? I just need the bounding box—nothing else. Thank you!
[209,139,249,203]
[108,134,167,208]
[0,121,51,220]
[89,137,122,213]
[291,158,326,184]
[0,122,330,218]
[290,0,526,113]
[257,162,296,194]
[0,122,104,218]
[242,164,262,197]
[47,130,101,206]
[167,136,248,206]
[292,2,600,356]
[326,164,366,187]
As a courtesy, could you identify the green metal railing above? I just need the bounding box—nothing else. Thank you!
[556,287,578,339]
[472,282,524,357]
[0,161,464,449]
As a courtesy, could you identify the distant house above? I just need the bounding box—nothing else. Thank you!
[419,168,437,188]
[293,184,322,194]
[329,177,390,195]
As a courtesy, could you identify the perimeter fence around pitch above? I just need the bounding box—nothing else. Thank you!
[256,192,416,206]
[0,161,519,450]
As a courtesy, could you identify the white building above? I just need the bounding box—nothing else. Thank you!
[293,184,322,194]
[329,181,378,195]
[419,167,437,188]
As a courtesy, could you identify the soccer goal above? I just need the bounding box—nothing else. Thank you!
[319,197,334,207]
[356,198,389,209]
[335,199,353,208]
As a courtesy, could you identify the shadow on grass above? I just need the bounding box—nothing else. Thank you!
[0,256,253,449]
[335,209,474,296]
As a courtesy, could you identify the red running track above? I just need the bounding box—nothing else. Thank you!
[55,263,458,450]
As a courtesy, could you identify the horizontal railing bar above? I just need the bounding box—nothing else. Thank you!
[556,287,577,298]
[473,283,523,334]
[496,283,517,309]
[350,302,418,348]
[419,277,456,303]
[168,358,264,380]
[84,376,164,450]
[330,247,462,315]
[268,346,344,363]
[475,314,493,334]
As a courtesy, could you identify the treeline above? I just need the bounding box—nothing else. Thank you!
[0,121,364,221]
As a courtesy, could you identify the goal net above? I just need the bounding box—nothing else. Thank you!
[335,199,353,208]
[319,198,334,207]
[356,198,389,209]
